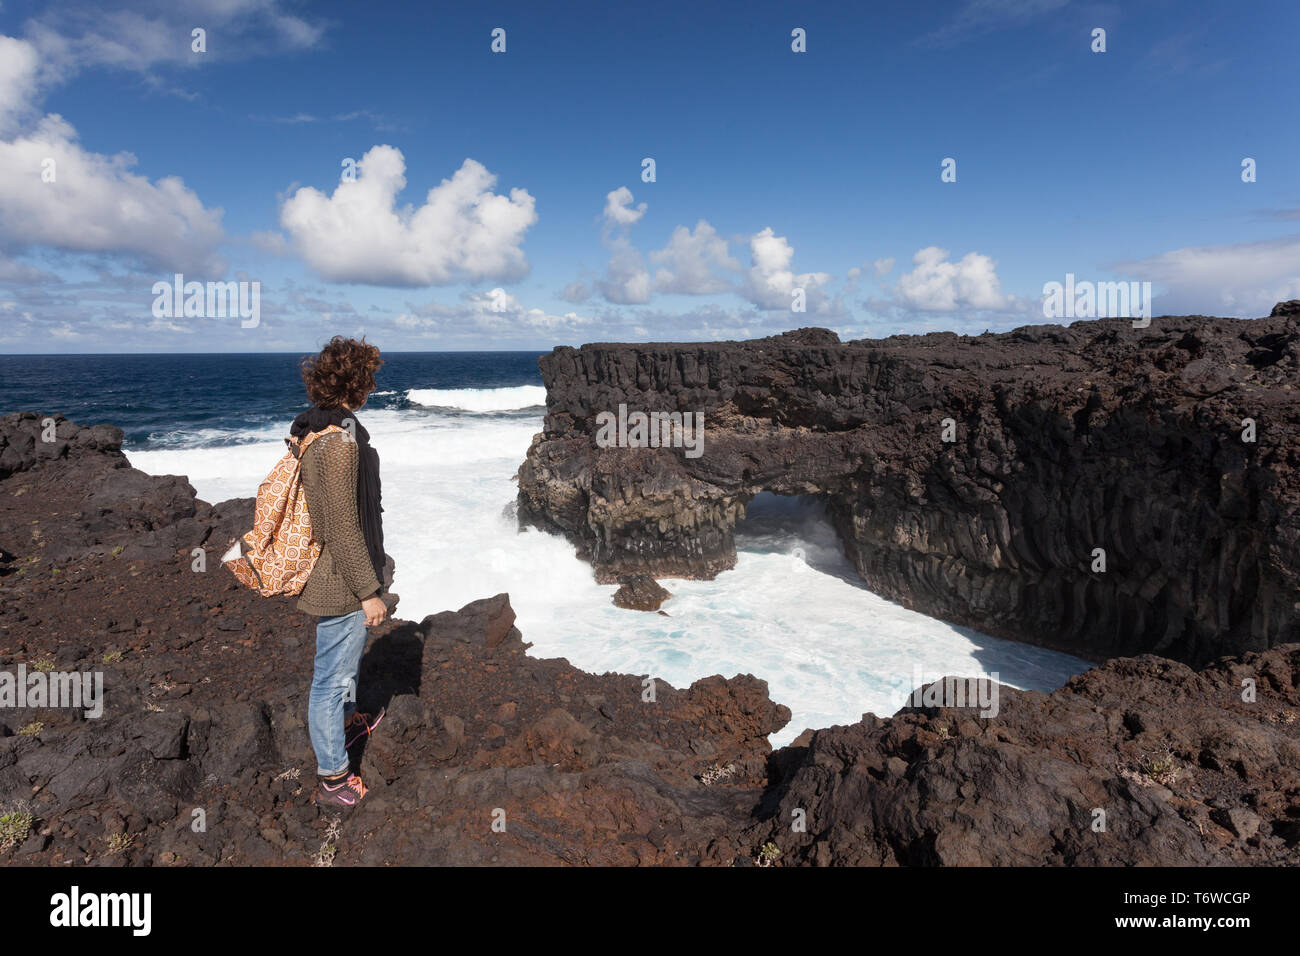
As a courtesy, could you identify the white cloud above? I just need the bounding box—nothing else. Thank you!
[0,35,39,135]
[520,308,593,330]
[393,312,425,329]
[49,323,82,340]
[0,6,326,277]
[582,201,831,312]
[603,186,646,229]
[464,287,523,315]
[847,256,894,291]
[0,35,226,275]
[650,219,740,294]
[558,279,590,303]
[0,255,49,282]
[597,243,651,304]
[1113,235,1300,317]
[894,246,1006,311]
[279,146,538,286]
[594,186,650,303]
[741,227,831,310]
[251,109,398,130]
[596,303,781,343]
[25,1,324,81]
[400,290,594,339]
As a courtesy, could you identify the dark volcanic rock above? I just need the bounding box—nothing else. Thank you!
[4,412,1297,867]
[517,313,1300,665]
[745,645,1300,866]
[0,412,208,568]
[612,574,671,611]
[0,417,789,866]
[0,413,122,481]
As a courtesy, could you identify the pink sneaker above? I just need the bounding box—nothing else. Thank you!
[312,773,369,808]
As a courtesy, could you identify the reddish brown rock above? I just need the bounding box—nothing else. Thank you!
[745,646,1300,866]
[612,574,671,611]
[0,416,788,866]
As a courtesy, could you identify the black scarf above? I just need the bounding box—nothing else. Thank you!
[290,405,386,590]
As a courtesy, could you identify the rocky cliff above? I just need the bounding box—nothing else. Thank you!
[517,309,1300,665]
[747,647,1300,865]
[1,412,1298,865]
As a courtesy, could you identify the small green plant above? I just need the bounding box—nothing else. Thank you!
[29,655,54,673]
[106,833,134,854]
[111,545,124,557]
[1140,746,1181,787]
[755,842,782,867]
[102,650,123,664]
[49,568,61,576]
[313,842,337,867]
[17,721,43,737]
[313,817,343,867]
[0,810,34,850]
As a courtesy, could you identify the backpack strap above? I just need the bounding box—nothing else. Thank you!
[286,424,347,460]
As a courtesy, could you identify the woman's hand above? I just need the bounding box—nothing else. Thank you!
[362,594,388,627]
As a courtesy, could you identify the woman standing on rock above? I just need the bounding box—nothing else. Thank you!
[294,336,391,808]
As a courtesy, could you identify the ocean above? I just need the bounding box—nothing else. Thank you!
[0,351,1091,746]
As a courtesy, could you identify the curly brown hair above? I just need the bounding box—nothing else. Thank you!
[300,336,384,409]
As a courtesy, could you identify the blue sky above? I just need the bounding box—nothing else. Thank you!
[0,0,1296,352]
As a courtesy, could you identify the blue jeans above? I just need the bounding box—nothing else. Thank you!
[308,609,367,777]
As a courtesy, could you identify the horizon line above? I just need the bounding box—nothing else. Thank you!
[0,348,555,357]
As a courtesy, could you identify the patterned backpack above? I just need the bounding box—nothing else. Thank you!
[222,424,346,596]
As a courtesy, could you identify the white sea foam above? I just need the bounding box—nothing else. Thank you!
[405,385,546,412]
[127,409,1090,747]
[144,426,264,447]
